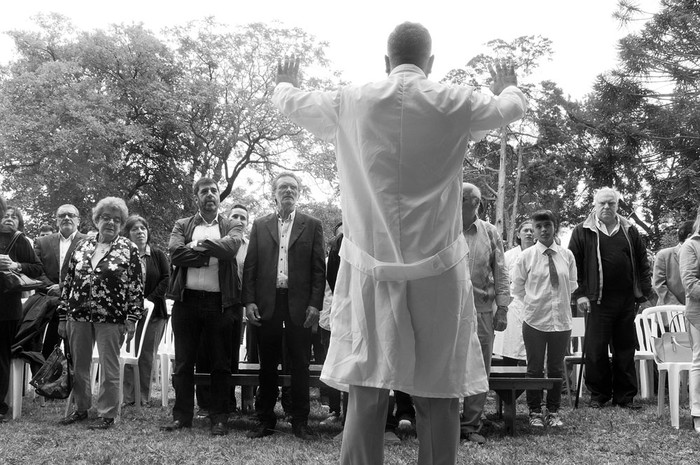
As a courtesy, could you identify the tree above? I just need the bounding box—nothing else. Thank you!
[0,15,340,242]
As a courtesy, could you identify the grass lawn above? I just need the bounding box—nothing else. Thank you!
[2,385,699,465]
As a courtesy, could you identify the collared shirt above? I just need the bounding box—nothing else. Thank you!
[512,241,578,332]
[236,237,248,285]
[462,218,510,312]
[186,213,221,292]
[595,215,620,237]
[139,244,151,278]
[59,230,78,276]
[276,209,296,288]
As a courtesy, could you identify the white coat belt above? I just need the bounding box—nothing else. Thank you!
[340,236,469,281]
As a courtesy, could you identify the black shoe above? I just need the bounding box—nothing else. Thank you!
[59,410,88,425]
[247,423,274,439]
[87,417,114,430]
[196,409,210,420]
[588,400,605,409]
[292,423,312,440]
[160,419,192,431]
[615,402,642,410]
[211,422,228,436]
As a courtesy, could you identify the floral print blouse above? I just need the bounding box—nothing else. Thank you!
[58,234,144,324]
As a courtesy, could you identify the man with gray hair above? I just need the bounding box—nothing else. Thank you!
[460,183,509,444]
[272,21,526,465]
[569,187,652,409]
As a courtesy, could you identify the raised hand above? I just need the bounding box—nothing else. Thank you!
[276,54,300,87]
[488,58,518,96]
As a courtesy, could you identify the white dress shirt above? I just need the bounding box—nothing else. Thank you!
[276,209,296,289]
[59,231,78,277]
[186,215,221,292]
[512,241,578,332]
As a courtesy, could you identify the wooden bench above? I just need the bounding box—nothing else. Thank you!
[489,366,561,436]
[195,364,560,435]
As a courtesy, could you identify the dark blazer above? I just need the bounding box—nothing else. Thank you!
[0,231,44,321]
[34,231,87,290]
[242,211,326,326]
[144,247,171,319]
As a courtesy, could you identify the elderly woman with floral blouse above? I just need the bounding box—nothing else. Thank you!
[58,197,143,430]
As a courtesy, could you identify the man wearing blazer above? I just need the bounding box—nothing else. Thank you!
[34,204,87,359]
[243,172,326,440]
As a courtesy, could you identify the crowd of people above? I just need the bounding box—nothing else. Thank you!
[1,20,699,465]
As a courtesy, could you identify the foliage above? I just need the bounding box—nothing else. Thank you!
[0,14,340,242]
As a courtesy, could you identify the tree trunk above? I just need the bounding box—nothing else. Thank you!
[507,144,524,248]
[495,126,508,237]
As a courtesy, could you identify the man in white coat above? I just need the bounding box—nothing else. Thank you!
[272,22,527,465]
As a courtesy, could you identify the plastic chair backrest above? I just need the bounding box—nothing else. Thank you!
[641,305,686,359]
[121,302,154,359]
[635,314,652,353]
[569,317,586,355]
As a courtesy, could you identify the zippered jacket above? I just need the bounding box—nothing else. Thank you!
[568,211,652,304]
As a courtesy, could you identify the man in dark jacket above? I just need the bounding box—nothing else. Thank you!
[569,187,652,409]
[243,172,326,440]
[160,177,244,436]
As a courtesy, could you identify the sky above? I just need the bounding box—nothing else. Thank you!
[0,0,660,100]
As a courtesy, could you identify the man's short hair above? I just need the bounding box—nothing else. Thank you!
[231,203,248,212]
[39,224,54,234]
[462,183,482,201]
[56,204,79,217]
[531,209,557,228]
[271,171,302,195]
[678,220,694,243]
[387,22,432,67]
[594,187,621,204]
[193,177,218,196]
[513,220,533,246]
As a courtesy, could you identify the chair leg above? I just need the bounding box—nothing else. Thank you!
[118,361,125,418]
[669,367,681,429]
[160,354,169,407]
[564,362,572,408]
[10,359,24,420]
[658,369,667,416]
[133,364,141,414]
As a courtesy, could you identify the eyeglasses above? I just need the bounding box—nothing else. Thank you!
[57,213,78,219]
[99,214,122,224]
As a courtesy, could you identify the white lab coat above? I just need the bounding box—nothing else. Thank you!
[273,64,527,397]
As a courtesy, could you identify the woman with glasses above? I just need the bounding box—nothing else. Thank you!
[58,197,143,430]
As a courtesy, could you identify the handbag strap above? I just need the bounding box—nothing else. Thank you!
[3,231,22,255]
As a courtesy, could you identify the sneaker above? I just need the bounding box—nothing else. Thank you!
[196,409,210,419]
[545,412,563,427]
[87,417,114,430]
[59,410,88,426]
[320,412,341,426]
[397,418,414,432]
[528,412,545,428]
[463,431,486,444]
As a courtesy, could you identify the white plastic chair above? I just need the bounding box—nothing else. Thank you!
[634,314,655,400]
[563,317,586,407]
[641,304,691,428]
[157,312,175,407]
[117,300,155,415]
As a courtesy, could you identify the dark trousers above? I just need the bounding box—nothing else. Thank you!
[522,322,569,413]
[196,309,242,412]
[256,289,311,428]
[0,319,19,415]
[585,291,638,405]
[386,390,415,431]
[318,328,342,414]
[171,291,235,424]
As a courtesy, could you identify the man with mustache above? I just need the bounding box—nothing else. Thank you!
[34,204,87,359]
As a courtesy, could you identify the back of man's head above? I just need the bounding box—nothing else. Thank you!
[678,220,694,243]
[387,22,432,69]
